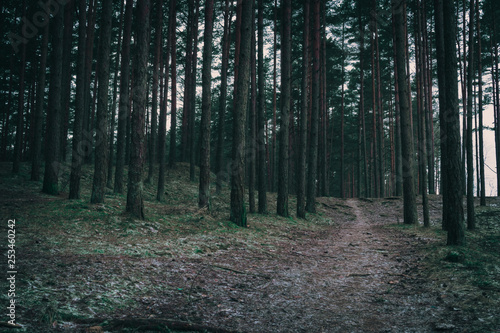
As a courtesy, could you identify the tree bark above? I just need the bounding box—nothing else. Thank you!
[230,0,253,227]
[215,0,233,194]
[115,0,134,194]
[69,0,88,199]
[107,0,125,189]
[12,0,27,174]
[441,0,465,245]
[90,0,113,204]
[199,0,215,208]
[466,0,475,230]
[249,5,257,214]
[257,0,267,213]
[42,4,63,195]
[476,1,485,206]
[277,0,291,217]
[297,0,310,218]
[127,0,150,219]
[60,0,74,162]
[306,0,320,212]
[393,0,418,225]
[157,10,171,202]
[31,17,49,181]
[168,0,177,168]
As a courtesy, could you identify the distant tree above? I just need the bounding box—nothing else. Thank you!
[127,0,150,219]
[230,0,253,227]
[199,0,215,208]
[476,2,486,206]
[90,0,113,204]
[60,0,74,161]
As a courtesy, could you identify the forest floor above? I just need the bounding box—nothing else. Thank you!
[0,162,500,333]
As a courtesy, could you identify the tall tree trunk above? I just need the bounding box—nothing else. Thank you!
[127,0,150,219]
[215,0,233,194]
[107,0,125,189]
[90,0,113,204]
[199,0,215,208]
[168,0,177,168]
[271,0,277,192]
[466,0,475,230]
[146,0,163,184]
[306,0,320,212]
[69,0,88,199]
[257,0,267,213]
[115,0,134,194]
[42,3,63,195]
[393,0,418,225]
[181,0,195,164]
[60,0,74,162]
[31,18,49,181]
[189,0,200,181]
[277,0,291,217]
[83,0,97,165]
[157,3,171,202]
[249,5,257,214]
[12,0,27,174]
[370,1,379,198]
[297,0,310,218]
[476,1,485,206]
[230,0,253,227]
[441,0,465,245]
[392,10,403,197]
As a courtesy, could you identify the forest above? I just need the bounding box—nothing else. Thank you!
[1,0,500,332]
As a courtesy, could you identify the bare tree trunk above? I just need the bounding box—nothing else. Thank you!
[91,0,113,204]
[476,1,485,206]
[42,3,63,195]
[215,0,233,194]
[230,0,253,227]
[12,0,27,174]
[31,17,49,181]
[257,0,267,213]
[107,0,125,189]
[199,0,215,208]
[306,0,320,212]
[393,0,418,225]
[60,0,74,162]
[441,0,465,245]
[277,0,291,217]
[114,0,133,194]
[249,5,257,214]
[69,0,88,199]
[127,0,150,219]
[168,0,177,168]
[181,0,195,164]
[466,0,475,230]
[157,3,171,202]
[189,0,200,181]
[297,0,309,218]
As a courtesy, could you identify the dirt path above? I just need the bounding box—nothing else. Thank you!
[147,198,455,333]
